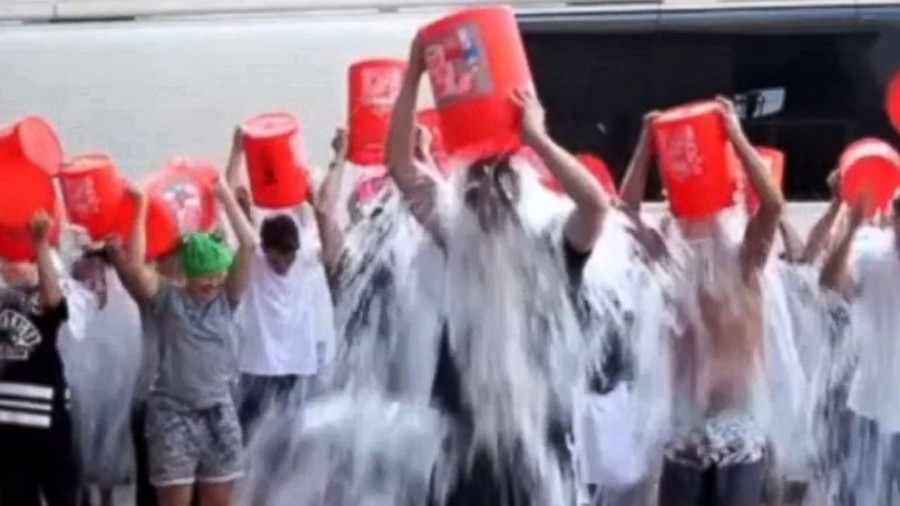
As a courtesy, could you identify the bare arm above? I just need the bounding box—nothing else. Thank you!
[224,126,255,224]
[122,187,162,303]
[314,128,349,284]
[218,179,257,304]
[779,219,805,263]
[385,37,445,246]
[803,172,844,264]
[30,212,63,310]
[515,88,610,253]
[820,195,865,294]
[619,112,658,213]
[720,98,785,275]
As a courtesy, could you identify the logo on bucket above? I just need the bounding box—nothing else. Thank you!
[361,67,404,110]
[659,125,704,182]
[161,178,203,234]
[62,177,100,220]
[424,23,493,106]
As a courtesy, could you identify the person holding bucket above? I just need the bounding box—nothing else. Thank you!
[656,97,785,506]
[116,176,256,506]
[0,211,78,506]
[386,33,610,506]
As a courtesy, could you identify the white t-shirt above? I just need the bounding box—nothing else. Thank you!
[235,248,335,377]
[847,228,900,432]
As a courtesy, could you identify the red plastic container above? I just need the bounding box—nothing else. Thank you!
[0,116,64,176]
[839,138,900,216]
[0,158,58,234]
[741,146,785,215]
[420,6,533,157]
[652,101,738,218]
[241,112,310,208]
[347,59,407,166]
[417,108,450,174]
[60,153,126,240]
[887,71,900,136]
[576,153,618,198]
[114,190,180,260]
[0,202,63,262]
[146,157,219,235]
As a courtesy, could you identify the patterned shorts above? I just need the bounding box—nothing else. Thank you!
[665,411,767,469]
[146,402,244,487]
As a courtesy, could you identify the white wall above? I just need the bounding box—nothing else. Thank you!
[0,12,437,177]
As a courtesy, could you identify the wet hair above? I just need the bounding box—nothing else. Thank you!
[260,214,300,254]
[465,154,521,207]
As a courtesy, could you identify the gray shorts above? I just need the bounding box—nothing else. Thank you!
[146,402,244,487]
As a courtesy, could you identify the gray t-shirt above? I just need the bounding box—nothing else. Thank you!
[134,305,159,403]
[148,282,237,410]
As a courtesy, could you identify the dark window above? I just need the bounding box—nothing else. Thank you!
[522,7,900,201]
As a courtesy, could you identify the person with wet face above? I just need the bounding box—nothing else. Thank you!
[386,35,610,506]
[117,178,256,506]
[820,191,900,505]
[0,212,79,506]
[657,97,785,506]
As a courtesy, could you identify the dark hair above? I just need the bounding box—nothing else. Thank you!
[260,214,300,253]
[466,154,520,206]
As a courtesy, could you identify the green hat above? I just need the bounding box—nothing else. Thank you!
[180,232,234,278]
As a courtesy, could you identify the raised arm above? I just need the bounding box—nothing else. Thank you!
[225,126,254,223]
[779,219,805,263]
[720,97,785,276]
[31,211,63,310]
[820,194,865,295]
[120,186,161,303]
[385,37,444,245]
[803,171,844,264]
[218,179,257,304]
[514,88,610,253]
[314,128,349,284]
[619,112,658,213]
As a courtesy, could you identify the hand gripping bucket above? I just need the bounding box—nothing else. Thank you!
[115,189,180,260]
[0,116,64,176]
[241,112,310,208]
[146,157,219,235]
[741,146,785,215]
[576,153,619,199]
[839,138,900,216]
[652,101,738,218]
[60,153,126,240]
[348,59,407,166]
[0,202,62,262]
[419,6,534,157]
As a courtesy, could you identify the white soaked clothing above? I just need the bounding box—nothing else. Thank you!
[236,249,335,377]
[573,383,648,490]
[848,229,900,433]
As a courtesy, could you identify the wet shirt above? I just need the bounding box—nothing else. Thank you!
[149,282,237,411]
[0,290,69,430]
[430,236,591,420]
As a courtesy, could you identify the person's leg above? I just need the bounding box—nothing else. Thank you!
[196,404,243,506]
[658,457,704,506]
[237,374,273,443]
[132,402,158,506]
[712,460,765,506]
[157,485,194,506]
[39,411,80,506]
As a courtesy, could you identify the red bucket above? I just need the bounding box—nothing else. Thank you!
[839,138,900,216]
[417,108,450,174]
[652,100,738,218]
[348,59,407,166]
[241,112,310,209]
[60,153,126,240]
[419,6,533,157]
[146,157,219,235]
[886,71,900,136]
[576,153,618,198]
[0,158,58,233]
[0,116,64,176]
[0,202,63,262]
[115,189,180,260]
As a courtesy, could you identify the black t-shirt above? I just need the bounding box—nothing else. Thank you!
[430,237,591,419]
[0,290,69,429]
